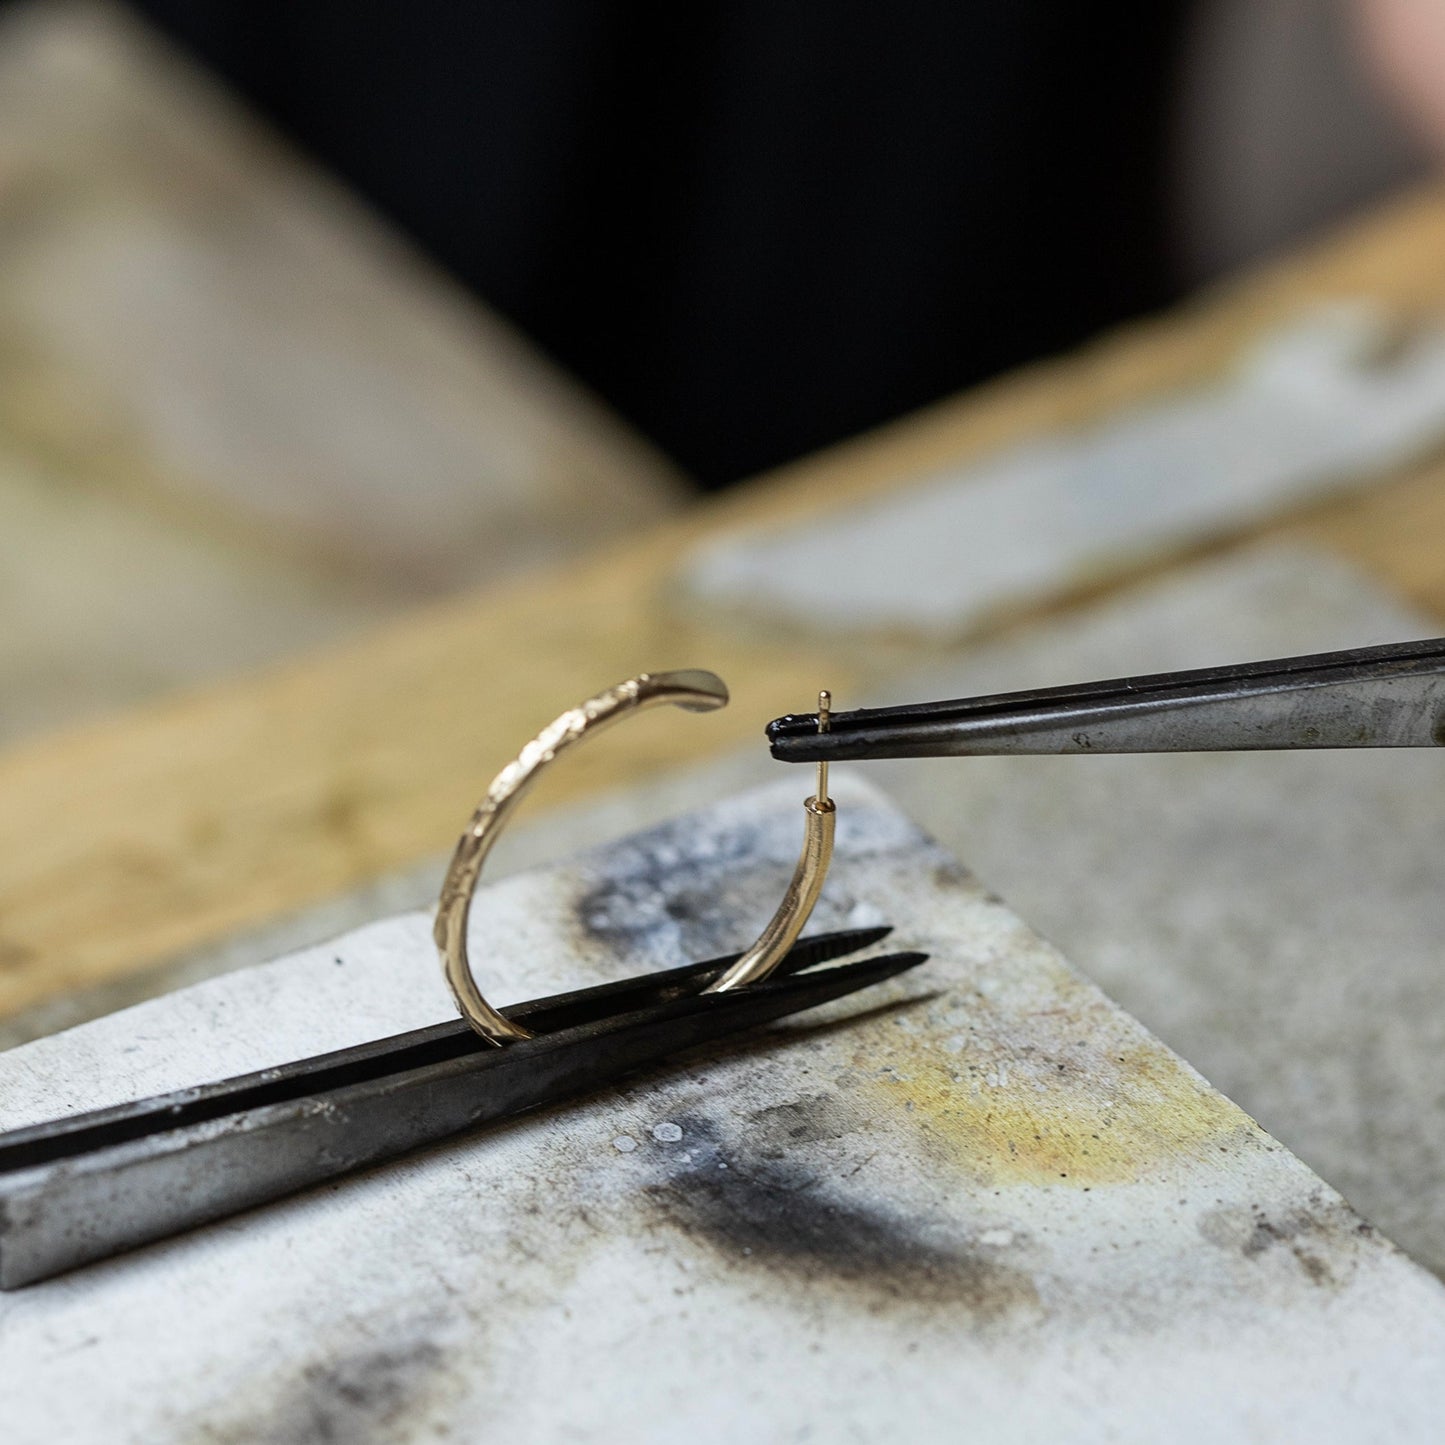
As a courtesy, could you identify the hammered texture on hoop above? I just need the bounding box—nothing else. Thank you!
[434,670,729,1043]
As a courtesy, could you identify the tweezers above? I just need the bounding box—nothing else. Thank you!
[768,637,1445,761]
[0,927,924,1289]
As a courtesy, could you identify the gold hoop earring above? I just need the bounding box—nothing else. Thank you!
[434,673,836,1044]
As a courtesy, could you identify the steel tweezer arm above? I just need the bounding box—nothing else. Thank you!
[768,638,1445,761]
[0,928,924,1288]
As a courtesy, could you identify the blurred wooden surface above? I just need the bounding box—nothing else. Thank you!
[0,0,682,745]
[4,162,1445,1011]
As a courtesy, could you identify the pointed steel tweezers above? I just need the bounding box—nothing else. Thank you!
[0,927,924,1289]
[768,637,1445,760]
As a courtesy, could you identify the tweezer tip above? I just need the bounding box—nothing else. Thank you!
[786,924,893,968]
[845,949,929,982]
[765,711,814,743]
[769,948,929,1001]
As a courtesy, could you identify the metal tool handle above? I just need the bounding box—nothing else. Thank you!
[768,638,1445,761]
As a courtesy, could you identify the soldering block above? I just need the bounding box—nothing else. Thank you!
[2,775,1444,1442]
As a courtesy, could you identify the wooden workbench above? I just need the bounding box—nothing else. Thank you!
[5,184,1445,1022]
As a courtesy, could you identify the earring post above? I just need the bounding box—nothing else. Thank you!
[816,689,831,805]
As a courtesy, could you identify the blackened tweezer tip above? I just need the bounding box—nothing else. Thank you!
[0,937,924,1287]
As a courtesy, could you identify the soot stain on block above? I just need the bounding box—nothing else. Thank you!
[568,799,921,966]
[639,1109,1039,1323]
[197,1338,455,1445]
[1197,1190,1375,1292]
[572,812,785,958]
[746,1092,861,1156]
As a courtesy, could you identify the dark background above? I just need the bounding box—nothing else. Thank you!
[127,1,1190,488]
